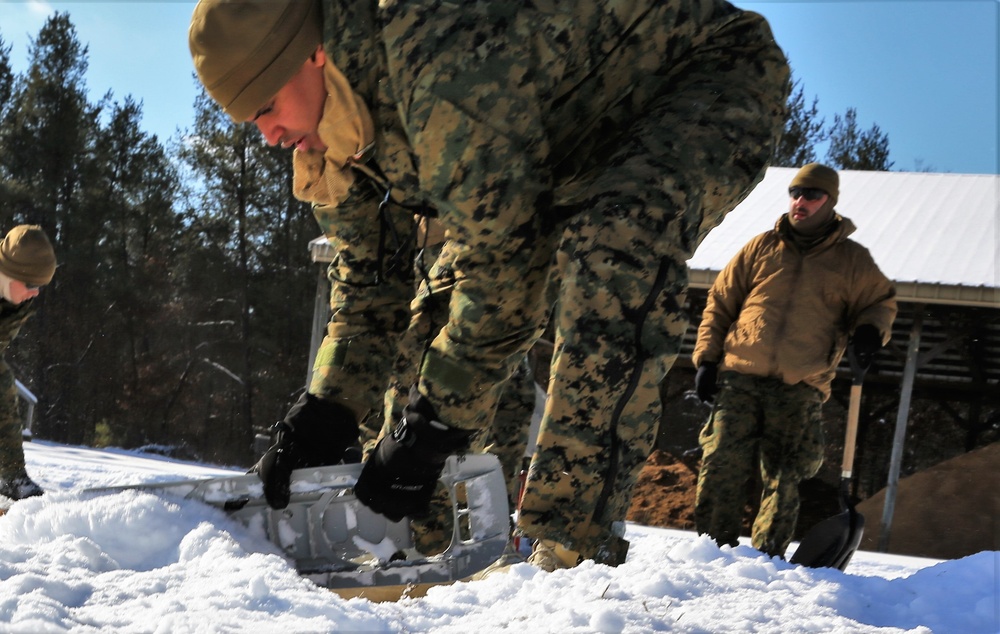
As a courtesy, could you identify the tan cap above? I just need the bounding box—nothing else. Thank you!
[790,162,839,206]
[189,0,321,122]
[0,225,56,287]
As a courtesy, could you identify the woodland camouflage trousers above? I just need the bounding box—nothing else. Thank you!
[376,240,538,555]
[0,360,27,480]
[695,372,825,558]
[514,58,790,565]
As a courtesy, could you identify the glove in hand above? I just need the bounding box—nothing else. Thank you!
[849,324,882,372]
[695,362,719,403]
[250,392,360,509]
[354,386,474,522]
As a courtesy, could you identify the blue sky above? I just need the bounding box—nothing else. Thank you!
[1,0,998,174]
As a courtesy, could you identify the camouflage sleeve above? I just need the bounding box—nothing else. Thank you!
[307,188,416,424]
[0,304,34,468]
[0,302,34,357]
[387,29,556,430]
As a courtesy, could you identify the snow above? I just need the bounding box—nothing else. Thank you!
[1,441,996,633]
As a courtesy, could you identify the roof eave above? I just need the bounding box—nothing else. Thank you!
[689,268,1000,309]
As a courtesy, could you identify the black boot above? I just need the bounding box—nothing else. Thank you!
[0,473,43,500]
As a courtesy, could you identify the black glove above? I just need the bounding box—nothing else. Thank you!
[695,362,719,403]
[250,392,360,509]
[849,324,882,372]
[354,386,475,523]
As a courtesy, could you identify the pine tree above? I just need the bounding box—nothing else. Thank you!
[0,37,15,209]
[826,108,894,171]
[85,96,183,448]
[0,16,186,451]
[0,37,13,120]
[772,77,827,168]
[176,87,315,464]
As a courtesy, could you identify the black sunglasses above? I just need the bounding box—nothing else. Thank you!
[788,187,827,201]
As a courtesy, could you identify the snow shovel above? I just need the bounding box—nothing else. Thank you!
[789,357,867,571]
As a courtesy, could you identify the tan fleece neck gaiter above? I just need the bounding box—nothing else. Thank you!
[293,60,375,207]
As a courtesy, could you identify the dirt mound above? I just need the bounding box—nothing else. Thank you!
[626,444,999,560]
[626,449,700,530]
[855,441,1000,560]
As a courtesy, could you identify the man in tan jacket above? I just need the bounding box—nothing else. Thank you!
[691,163,897,558]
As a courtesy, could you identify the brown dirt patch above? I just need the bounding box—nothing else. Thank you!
[856,441,1000,560]
[626,449,699,530]
[626,444,1000,559]
[625,449,839,541]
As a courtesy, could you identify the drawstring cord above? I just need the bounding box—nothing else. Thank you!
[375,185,410,283]
[349,157,424,285]
[347,152,440,372]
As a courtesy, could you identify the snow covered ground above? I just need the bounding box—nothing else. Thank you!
[0,440,996,633]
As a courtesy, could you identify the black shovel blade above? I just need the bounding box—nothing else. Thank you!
[789,508,865,571]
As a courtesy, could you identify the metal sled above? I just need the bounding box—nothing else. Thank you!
[88,454,510,598]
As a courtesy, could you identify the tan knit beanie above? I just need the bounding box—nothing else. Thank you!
[0,225,56,286]
[189,0,322,122]
[789,162,839,206]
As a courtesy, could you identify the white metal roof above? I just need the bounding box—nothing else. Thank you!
[687,167,1000,308]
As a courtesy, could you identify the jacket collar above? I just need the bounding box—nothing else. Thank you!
[775,213,856,253]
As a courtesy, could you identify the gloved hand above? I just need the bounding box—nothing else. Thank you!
[250,392,360,509]
[849,324,882,372]
[695,362,719,403]
[354,386,475,523]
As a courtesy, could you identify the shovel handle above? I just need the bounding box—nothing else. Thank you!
[842,383,862,477]
[842,342,868,477]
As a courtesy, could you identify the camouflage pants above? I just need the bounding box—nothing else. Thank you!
[379,241,538,555]
[379,240,536,498]
[695,372,825,558]
[515,50,790,564]
[0,360,26,480]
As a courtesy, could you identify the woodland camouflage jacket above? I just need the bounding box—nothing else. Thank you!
[0,300,32,358]
[310,0,789,424]
[0,300,35,432]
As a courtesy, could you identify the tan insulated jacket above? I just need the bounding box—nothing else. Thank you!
[692,215,897,400]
